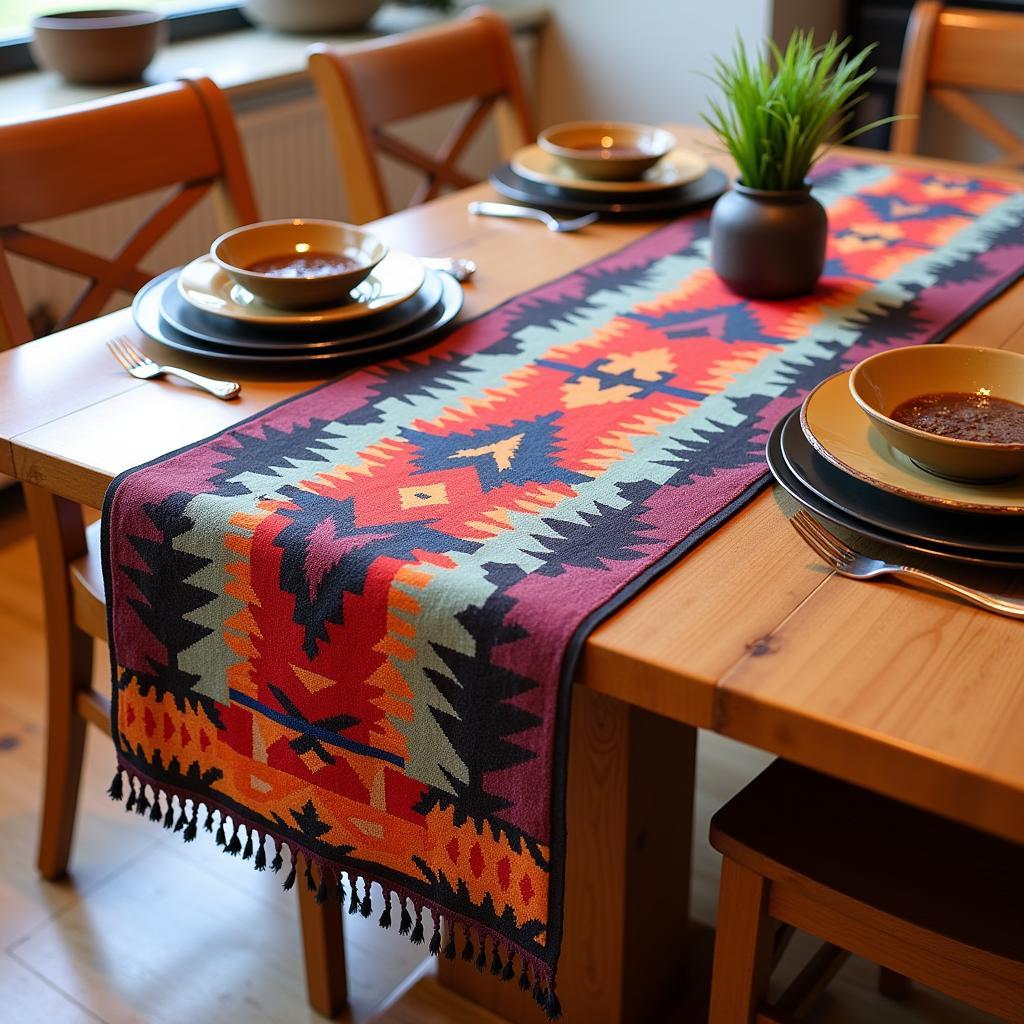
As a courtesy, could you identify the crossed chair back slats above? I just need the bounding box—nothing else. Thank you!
[308,6,534,224]
[0,75,258,348]
[893,1,1024,167]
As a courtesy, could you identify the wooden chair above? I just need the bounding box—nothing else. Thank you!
[892,1,1024,167]
[707,759,1024,1022]
[3,78,347,1017]
[308,6,534,224]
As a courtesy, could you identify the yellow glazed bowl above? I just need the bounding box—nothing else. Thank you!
[211,219,387,311]
[849,345,1024,482]
[537,121,676,182]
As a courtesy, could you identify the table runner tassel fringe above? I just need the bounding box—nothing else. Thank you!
[108,767,562,1019]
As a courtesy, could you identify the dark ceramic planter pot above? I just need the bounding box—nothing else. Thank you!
[710,181,827,300]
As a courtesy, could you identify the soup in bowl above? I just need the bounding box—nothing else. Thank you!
[849,345,1024,482]
[212,219,387,310]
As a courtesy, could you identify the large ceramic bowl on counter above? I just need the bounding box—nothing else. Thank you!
[242,0,383,33]
[849,345,1024,482]
[31,9,166,84]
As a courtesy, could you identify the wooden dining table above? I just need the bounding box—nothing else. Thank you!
[1,126,1022,1024]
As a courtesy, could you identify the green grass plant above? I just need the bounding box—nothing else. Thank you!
[703,31,900,191]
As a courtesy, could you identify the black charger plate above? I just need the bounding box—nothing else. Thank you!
[780,414,1024,556]
[489,164,728,217]
[153,266,444,351]
[767,412,1024,569]
[134,270,463,366]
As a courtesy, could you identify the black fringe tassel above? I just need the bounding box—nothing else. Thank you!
[105,765,562,1017]
[282,860,297,891]
[107,771,123,802]
[410,907,425,946]
[519,962,531,991]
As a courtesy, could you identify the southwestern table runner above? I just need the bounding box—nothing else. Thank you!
[103,161,1023,1016]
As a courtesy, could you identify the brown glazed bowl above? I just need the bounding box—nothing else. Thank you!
[212,219,388,311]
[537,121,676,181]
[849,345,1024,482]
[31,9,165,85]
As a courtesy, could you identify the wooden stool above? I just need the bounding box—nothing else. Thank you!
[708,759,1024,1022]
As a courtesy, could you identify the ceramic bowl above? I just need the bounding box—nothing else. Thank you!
[211,220,388,311]
[849,345,1024,482]
[243,0,383,32]
[537,121,676,182]
[31,9,166,85]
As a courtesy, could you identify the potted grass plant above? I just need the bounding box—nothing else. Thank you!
[704,32,897,299]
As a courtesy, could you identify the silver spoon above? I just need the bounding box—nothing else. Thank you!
[468,200,599,233]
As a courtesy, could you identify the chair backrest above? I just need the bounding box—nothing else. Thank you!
[0,75,258,348]
[308,6,534,224]
[892,1,1024,166]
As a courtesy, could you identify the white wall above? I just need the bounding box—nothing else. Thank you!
[525,0,772,129]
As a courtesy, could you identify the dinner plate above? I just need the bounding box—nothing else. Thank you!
[510,144,708,193]
[780,413,1024,555]
[154,267,444,352]
[767,415,1024,568]
[176,250,425,326]
[134,270,463,365]
[489,164,728,217]
[801,371,1024,515]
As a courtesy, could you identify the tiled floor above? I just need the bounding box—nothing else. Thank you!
[0,492,997,1023]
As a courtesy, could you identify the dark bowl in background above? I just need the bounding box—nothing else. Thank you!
[31,9,166,85]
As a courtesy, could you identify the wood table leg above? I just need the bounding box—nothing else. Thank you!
[439,686,697,1023]
[25,485,92,882]
[298,881,348,1018]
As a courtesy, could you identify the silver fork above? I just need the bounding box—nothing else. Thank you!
[468,201,599,233]
[107,336,240,400]
[790,510,1024,619]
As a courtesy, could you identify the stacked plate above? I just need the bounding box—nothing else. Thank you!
[133,249,463,366]
[491,142,728,217]
[767,372,1024,568]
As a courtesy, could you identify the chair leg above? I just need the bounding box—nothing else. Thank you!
[24,485,92,881]
[297,880,347,1018]
[709,857,775,1024]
